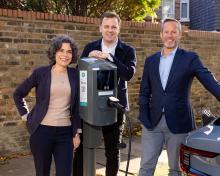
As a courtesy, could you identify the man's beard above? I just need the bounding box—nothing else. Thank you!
[164,41,178,49]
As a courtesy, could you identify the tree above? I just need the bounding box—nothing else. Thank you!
[0,0,161,21]
[24,0,53,12]
[112,0,161,21]
[0,0,25,9]
[71,0,161,21]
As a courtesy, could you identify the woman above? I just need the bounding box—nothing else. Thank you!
[13,35,81,176]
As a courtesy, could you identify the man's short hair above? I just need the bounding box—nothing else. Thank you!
[161,18,182,33]
[100,11,121,25]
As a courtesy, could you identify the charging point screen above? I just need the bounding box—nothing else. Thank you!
[97,70,114,91]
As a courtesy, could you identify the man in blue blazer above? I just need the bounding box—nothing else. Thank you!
[73,12,136,176]
[138,18,220,176]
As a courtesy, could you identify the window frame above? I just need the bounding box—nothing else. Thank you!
[180,0,190,22]
[162,0,175,19]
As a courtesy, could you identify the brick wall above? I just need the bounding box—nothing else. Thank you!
[1,9,220,154]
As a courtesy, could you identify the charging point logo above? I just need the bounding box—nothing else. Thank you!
[80,70,88,106]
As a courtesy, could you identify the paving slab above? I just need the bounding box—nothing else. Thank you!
[0,136,168,176]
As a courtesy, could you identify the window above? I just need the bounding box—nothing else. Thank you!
[180,0,190,22]
[162,0,175,19]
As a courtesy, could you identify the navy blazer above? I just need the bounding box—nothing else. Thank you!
[139,48,220,134]
[81,38,136,109]
[13,65,81,135]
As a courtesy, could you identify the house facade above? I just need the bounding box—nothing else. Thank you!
[190,0,220,31]
[156,0,189,22]
[158,0,220,31]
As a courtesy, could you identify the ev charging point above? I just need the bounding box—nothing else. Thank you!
[79,58,117,176]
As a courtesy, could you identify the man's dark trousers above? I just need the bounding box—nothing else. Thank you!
[73,110,124,176]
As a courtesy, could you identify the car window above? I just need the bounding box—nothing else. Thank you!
[213,118,220,126]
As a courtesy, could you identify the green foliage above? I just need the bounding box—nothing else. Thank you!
[0,0,161,21]
[0,0,25,9]
[25,0,50,12]
[113,0,161,21]
[84,0,161,21]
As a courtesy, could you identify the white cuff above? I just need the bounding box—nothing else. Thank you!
[107,54,114,62]
[21,114,28,121]
[77,129,82,134]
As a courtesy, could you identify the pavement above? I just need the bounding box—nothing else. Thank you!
[0,136,168,176]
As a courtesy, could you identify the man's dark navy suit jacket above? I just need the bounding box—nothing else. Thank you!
[139,48,220,134]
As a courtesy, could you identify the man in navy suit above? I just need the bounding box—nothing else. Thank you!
[73,11,136,176]
[138,18,220,176]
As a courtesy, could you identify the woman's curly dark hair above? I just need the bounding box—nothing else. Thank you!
[47,35,78,64]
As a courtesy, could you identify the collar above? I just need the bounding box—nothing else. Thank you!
[95,38,123,50]
[101,38,118,49]
[161,47,178,57]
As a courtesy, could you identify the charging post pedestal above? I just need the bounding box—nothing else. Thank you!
[78,58,117,176]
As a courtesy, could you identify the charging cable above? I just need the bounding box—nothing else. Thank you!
[108,96,132,176]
